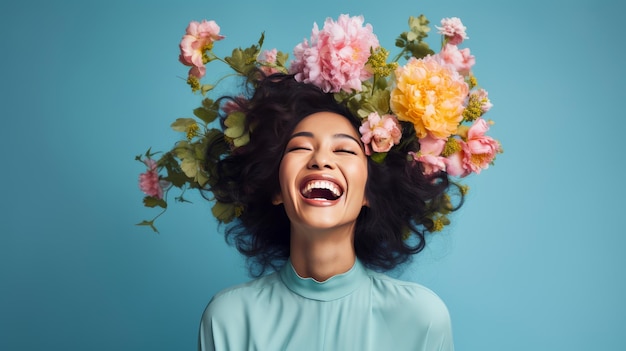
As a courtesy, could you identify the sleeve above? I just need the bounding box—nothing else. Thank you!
[375,279,455,351]
[422,300,454,351]
[197,301,216,351]
[411,287,455,351]
[197,290,250,351]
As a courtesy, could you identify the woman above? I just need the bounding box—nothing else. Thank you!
[137,14,500,351]
[198,74,458,350]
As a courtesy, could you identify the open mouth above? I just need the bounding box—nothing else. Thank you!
[300,180,343,201]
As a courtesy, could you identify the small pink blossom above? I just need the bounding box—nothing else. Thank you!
[290,14,380,93]
[436,17,468,45]
[258,49,281,75]
[437,44,475,76]
[139,159,170,199]
[221,96,246,115]
[359,112,402,155]
[445,118,500,176]
[179,20,225,78]
[473,88,493,112]
[411,134,447,175]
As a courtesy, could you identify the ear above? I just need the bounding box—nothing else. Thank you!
[272,193,283,205]
[362,195,369,207]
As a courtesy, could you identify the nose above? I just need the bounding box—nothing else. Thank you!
[307,149,334,170]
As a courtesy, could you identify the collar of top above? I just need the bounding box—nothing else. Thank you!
[279,258,369,301]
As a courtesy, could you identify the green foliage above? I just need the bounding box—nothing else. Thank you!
[135,220,159,233]
[225,33,265,75]
[211,201,236,223]
[193,98,220,124]
[224,111,249,147]
[173,140,209,187]
[394,14,434,61]
[143,196,167,208]
[171,118,197,132]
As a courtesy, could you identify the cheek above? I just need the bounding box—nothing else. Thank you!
[277,157,298,199]
[348,162,369,194]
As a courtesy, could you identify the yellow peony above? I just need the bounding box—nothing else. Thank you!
[390,56,468,139]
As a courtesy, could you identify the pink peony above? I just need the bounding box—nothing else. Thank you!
[444,149,467,177]
[436,17,468,45]
[445,118,500,176]
[139,159,170,199]
[179,20,225,78]
[411,134,447,175]
[257,49,281,75]
[463,118,500,173]
[290,14,379,93]
[437,44,475,76]
[359,112,402,155]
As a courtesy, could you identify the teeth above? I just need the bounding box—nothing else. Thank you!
[302,180,342,198]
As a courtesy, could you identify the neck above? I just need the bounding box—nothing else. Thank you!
[289,224,356,282]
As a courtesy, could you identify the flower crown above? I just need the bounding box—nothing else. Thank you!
[137,14,502,232]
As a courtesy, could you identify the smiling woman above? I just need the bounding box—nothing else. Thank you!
[199,73,459,351]
[136,13,502,351]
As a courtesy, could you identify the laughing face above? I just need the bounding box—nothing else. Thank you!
[274,112,369,236]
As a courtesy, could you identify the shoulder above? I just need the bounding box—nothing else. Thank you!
[366,270,452,328]
[203,272,282,321]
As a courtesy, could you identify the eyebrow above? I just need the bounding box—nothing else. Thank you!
[288,131,363,146]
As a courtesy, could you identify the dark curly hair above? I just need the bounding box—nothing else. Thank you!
[205,73,463,276]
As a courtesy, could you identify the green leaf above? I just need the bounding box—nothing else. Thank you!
[225,42,262,75]
[211,201,236,223]
[224,111,250,147]
[408,14,431,41]
[171,118,197,132]
[371,152,387,164]
[158,152,191,188]
[136,220,159,233]
[369,89,391,115]
[173,141,209,187]
[143,196,167,208]
[201,84,214,95]
[407,31,418,42]
[257,32,265,47]
[407,41,434,59]
[395,34,408,48]
[276,51,289,67]
[193,107,218,125]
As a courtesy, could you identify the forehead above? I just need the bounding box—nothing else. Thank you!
[292,112,359,137]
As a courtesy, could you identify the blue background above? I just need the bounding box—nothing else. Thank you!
[2,0,624,350]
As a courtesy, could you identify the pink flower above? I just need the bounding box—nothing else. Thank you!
[139,159,170,199]
[463,118,500,173]
[221,96,246,115]
[437,44,475,76]
[444,149,467,177]
[411,134,447,175]
[436,17,468,45]
[179,20,225,78]
[359,112,402,155]
[290,14,379,93]
[473,88,493,112]
[258,49,281,75]
[445,118,500,176]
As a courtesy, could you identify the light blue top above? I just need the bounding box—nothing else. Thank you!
[198,259,454,351]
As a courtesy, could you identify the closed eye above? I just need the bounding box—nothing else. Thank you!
[287,146,311,152]
[335,149,357,155]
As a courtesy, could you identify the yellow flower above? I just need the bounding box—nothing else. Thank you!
[390,56,468,139]
[186,123,200,140]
